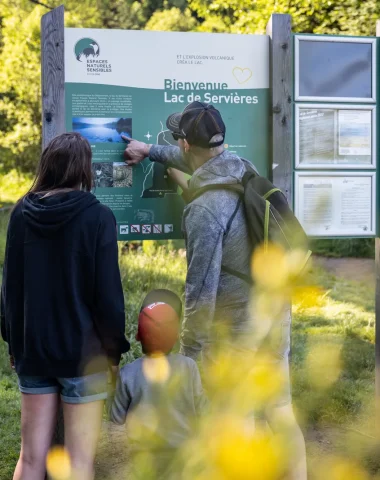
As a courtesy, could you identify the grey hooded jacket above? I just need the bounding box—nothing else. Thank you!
[149,146,257,360]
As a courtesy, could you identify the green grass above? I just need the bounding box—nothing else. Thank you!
[0,209,376,478]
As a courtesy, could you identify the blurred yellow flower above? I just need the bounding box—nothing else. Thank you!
[46,446,71,480]
[209,416,287,480]
[306,342,342,390]
[249,360,285,407]
[316,457,370,480]
[252,243,289,290]
[143,353,170,383]
[292,285,325,310]
[251,243,310,293]
[254,291,287,323]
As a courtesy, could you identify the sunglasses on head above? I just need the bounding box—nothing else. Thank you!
[172,132,185,141]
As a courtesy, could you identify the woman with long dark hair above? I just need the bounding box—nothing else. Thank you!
[1,132,129,480]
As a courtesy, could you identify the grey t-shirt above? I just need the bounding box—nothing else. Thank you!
[110,353,207,449]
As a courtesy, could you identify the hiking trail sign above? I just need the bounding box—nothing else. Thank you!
[61,25,270,240]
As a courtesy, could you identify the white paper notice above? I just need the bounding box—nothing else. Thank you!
[338,110,371,156]
[295,173,375,236]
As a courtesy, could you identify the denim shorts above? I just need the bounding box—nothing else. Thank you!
[18,372,108,404]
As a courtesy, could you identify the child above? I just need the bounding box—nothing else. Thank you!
[110,289,207,477]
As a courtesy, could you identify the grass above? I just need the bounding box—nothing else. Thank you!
[0,206,377,478]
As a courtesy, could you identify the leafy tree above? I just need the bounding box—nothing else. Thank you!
[0,0,102,173]
[146,7,198,31]
[0,0,379,174]
[189,0,379,35]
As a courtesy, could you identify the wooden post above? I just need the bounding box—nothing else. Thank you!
[41,5,66,448]
[41,5,65,148]
[266,14,293,203]
[376,20,380,435]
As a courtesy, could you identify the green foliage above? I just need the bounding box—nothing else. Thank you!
[0,210,9,270]
[1,0,379,174]
[0,0,103,174]
[189,0,379,35]
[0,340,20,480]
[311,239,375,259]
[0,169,32,205]
[146,7,198,31]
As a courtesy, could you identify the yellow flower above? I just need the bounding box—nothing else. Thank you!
[209,415,287,480]
[248,360,285,407]
[252,243,289,290]
[316,457,370,480]
[46,446,71,480]
[292,285,325,310]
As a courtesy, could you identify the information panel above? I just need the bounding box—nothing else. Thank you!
[295,36,376,102]
[294,172,376,237]
[295,104,376,168]
[64,29,269,240]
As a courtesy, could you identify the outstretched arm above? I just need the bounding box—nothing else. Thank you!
[123,137,191,174]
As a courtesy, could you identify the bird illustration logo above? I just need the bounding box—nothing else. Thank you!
[74,38,100,62]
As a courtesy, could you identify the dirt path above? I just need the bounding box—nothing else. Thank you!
[95,422,377,479]
[313,255,374,283]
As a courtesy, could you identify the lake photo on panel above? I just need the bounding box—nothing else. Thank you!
[72,117,132,143]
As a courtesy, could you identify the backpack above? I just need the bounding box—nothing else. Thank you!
[189,171,311,285]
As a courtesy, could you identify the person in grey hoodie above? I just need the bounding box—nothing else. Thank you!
[124,102,253,362]
[123,102,307,479]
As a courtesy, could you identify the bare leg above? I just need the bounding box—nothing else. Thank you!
[266,404,307,480]
[13,393,59,480]
[63,400,104,480]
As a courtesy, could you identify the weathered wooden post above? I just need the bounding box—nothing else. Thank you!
[41,5,66,447]
[266,14,293,202]
[41,4,65,148]
[266,13,294,368]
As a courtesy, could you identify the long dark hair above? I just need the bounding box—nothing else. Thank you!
[30,132,93,193]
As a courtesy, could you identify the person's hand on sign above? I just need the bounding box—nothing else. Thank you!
[122,136,151,165]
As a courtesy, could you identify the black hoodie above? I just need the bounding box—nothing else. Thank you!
[0,191,129,377]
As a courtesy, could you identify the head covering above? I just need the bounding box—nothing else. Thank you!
[141,289,182,317]
[137,302,180,355]
[166,101,226,148]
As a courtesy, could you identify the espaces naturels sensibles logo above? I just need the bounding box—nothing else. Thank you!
[74,38,112,74]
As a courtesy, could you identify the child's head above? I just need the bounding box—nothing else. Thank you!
[137,290,182,355]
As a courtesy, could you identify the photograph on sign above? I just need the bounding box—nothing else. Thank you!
[294,172,376,237]
[294,36,376,102]
[64,29,270,239]
[295,104,375,169]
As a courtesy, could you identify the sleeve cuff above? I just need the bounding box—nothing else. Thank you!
[148,144,160,162]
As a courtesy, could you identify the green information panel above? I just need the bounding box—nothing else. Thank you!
[64,29,270,239]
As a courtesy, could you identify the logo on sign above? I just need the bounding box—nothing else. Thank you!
[120,225,129,235]
[74,38,112,74]
[142,225,152,234]
[75,38,100,62]
[164,224,173,233]
[153,224,162,234]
